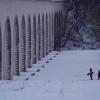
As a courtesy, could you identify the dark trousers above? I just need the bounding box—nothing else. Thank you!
[90,76,93,80]
[98,76,100,80]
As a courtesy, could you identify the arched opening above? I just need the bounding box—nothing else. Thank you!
[0,25,2,79]
[4,17,11,80]
[20,15,26,72]
[13,16,19,75]
[26,15,31,68]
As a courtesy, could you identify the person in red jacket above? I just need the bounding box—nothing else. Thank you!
[87,68,94,80]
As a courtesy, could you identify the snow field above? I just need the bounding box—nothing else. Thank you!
[0,50,100,100]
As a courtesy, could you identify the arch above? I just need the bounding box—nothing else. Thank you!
[13,16,19,75]
[4,17,11,79]
[0,25,2,79]
[19,15,26,72]
[31,14,36,64]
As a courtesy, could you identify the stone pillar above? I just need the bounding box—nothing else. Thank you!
[3,17,12,80]
[25,15,31,68]
[12,16,19,76]
[46,13,48,55]
[19,15,26,72]
[44,14,46,56]
[49,13,52,52]
[59,11,62,49]
[0,24,2,79]
[57,11,60,49]
[54,12,58,51]
[36,14,41,61]
[54,12,56,50]
[42,13,45,57]
[56,12,58,50]
[48,13,50,53]
[60,11,64,47]
[40,14,43,58]
[52,12,54,51]
[31,15,36,65]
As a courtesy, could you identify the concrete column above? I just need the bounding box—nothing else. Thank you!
[36,14,41,61]
[25,15,31,68]
[12,16,19,76]
[44,14,46,56]
[48,13,50,53]
[56,12,59,50]
[52,12,54,51]
[60,11,63,48]
[57,11,60,49]
[50,13,52,52]
[31,14,36,65]
[49,13,52,52]
[3,17,11,80]
[42,13,45,57]
[0,24,2,79]
[54,12,58,50]
[46,13,48,55]
[40,14,43,58]
[59,11,62,49]
[19,15,26,72]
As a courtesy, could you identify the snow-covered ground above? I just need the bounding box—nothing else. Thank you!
[0,50,100,100]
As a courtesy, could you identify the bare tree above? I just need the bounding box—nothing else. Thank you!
[62,0,100,48]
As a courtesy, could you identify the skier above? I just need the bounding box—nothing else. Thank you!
[87,68,94,80]
[97,70,100,80]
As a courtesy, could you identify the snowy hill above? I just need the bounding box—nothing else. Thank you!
[0,50,100,100]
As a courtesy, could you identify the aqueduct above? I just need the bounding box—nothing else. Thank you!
[0,0,64,80]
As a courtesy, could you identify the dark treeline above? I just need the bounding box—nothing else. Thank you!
[61,0,100,49]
